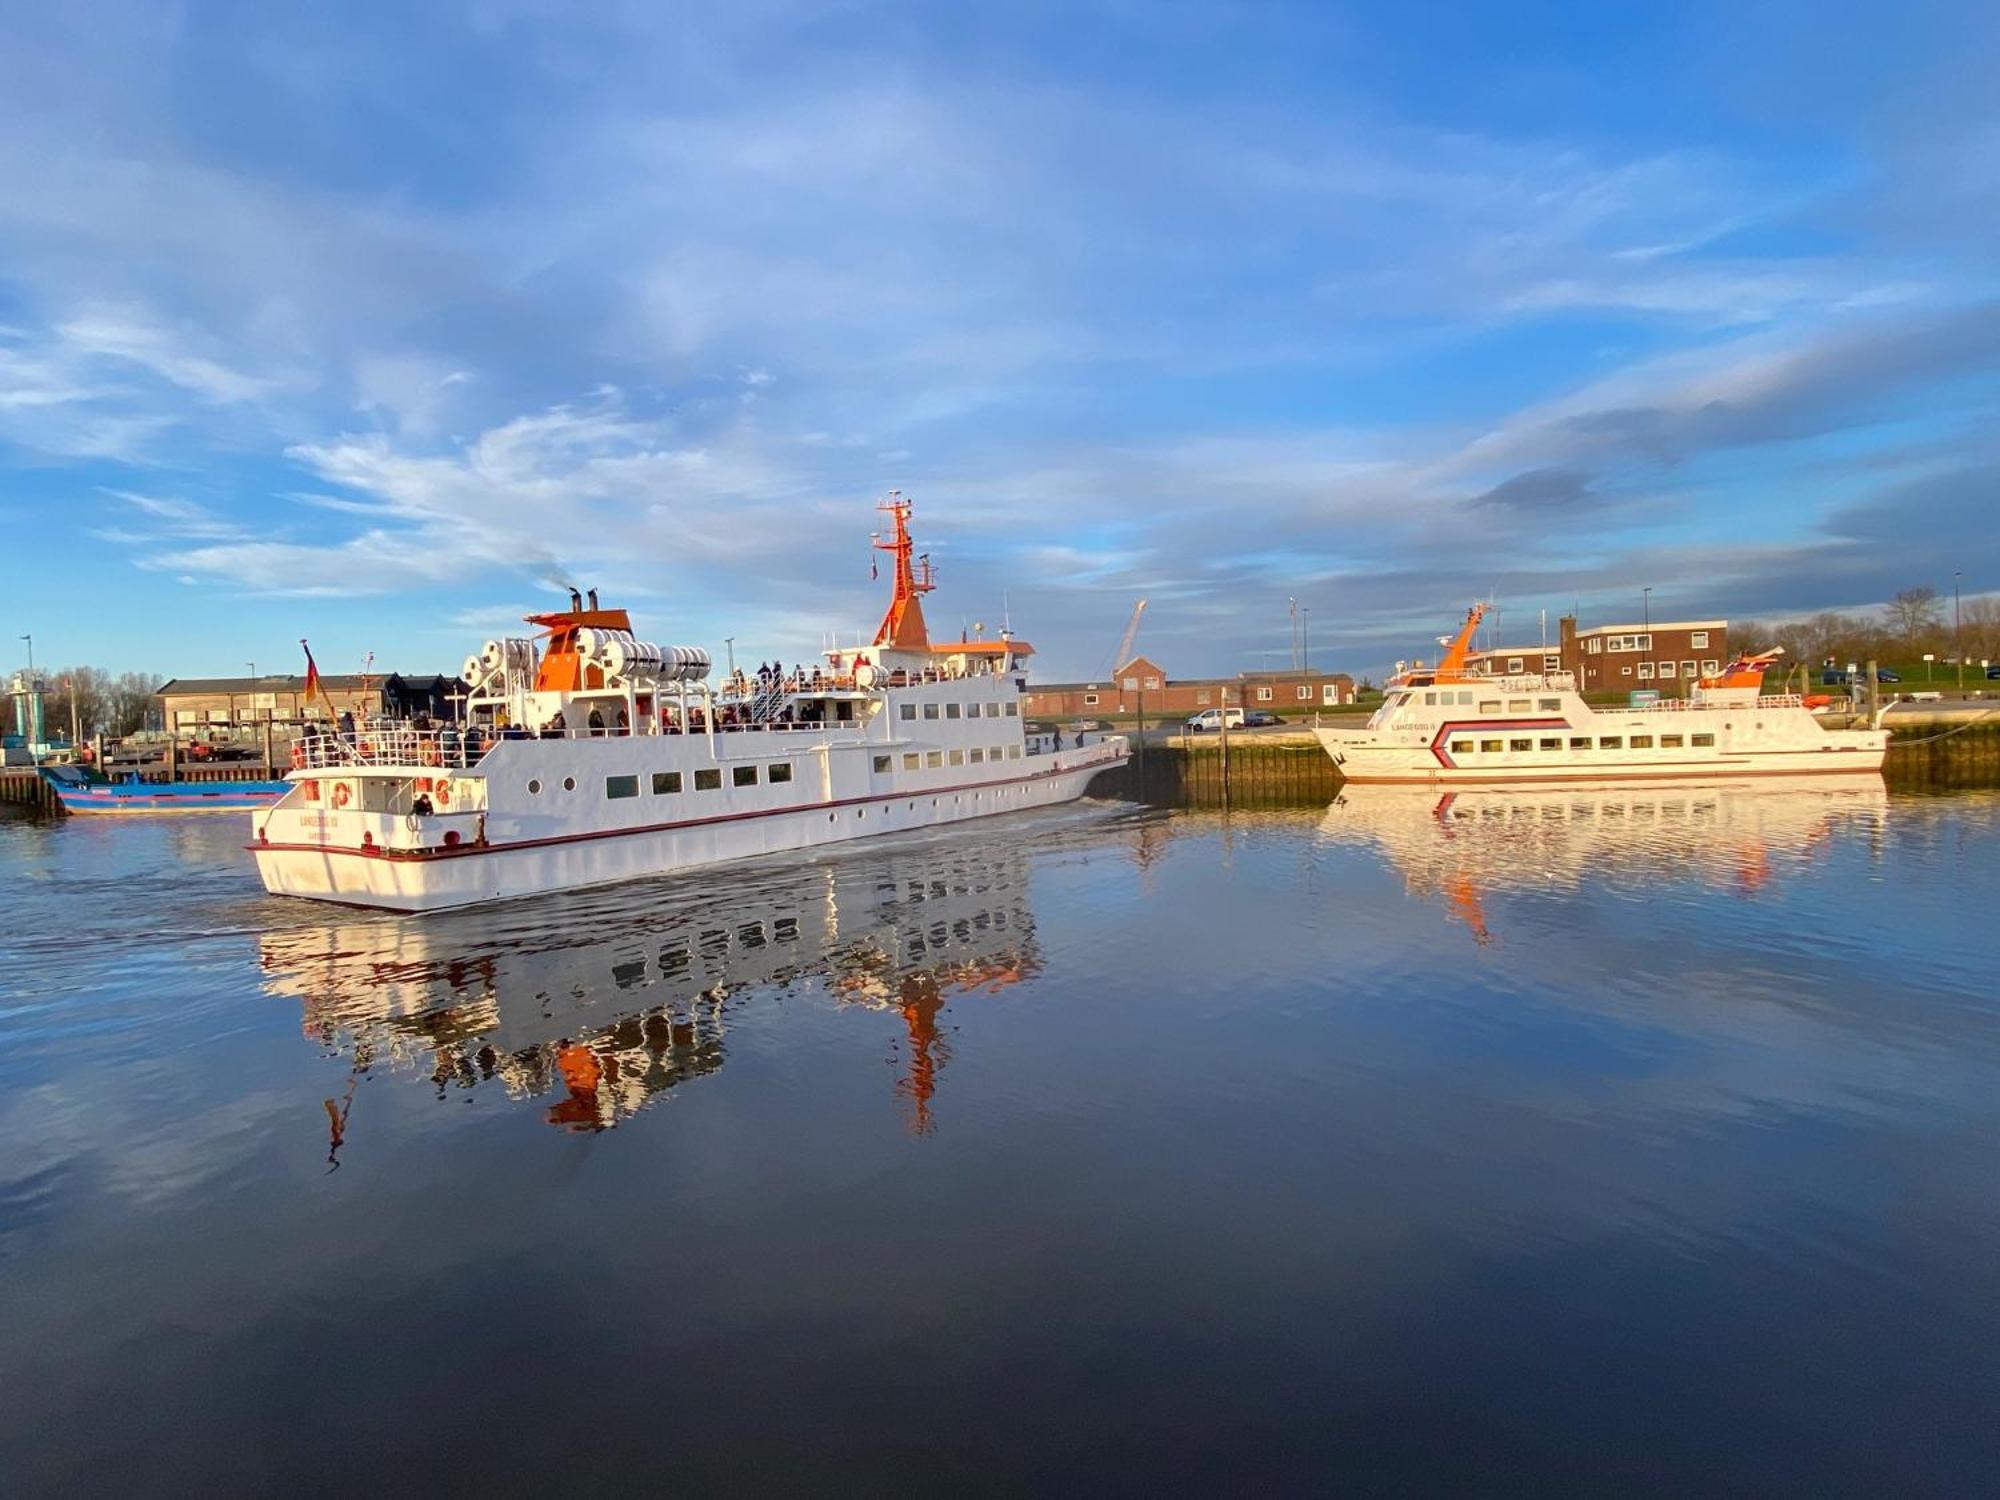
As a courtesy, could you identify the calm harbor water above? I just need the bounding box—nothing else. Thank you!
[3,779,1998,1494]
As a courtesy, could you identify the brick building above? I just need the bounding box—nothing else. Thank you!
[156,672,463,732]
[1022,656,1355,720]
[1465,616,1729,696]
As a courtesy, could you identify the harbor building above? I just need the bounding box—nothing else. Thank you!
[1023,657,1356,719]
[1466,616,1730,696]
[156,672,464,731]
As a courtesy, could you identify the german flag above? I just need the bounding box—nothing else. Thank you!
[300,639,324,711]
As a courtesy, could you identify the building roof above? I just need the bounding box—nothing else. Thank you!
[157,672,450,696]
[1027,668,1355,693]
[1574,620,1726,635]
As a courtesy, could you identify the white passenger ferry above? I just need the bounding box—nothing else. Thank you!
[1316,604,1887,784]
[251,497,1128,911]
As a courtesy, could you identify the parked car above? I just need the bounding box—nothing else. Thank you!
[1988,664,2000,680]
[1183,707,1246,733]
[1821,667,1903,686]
[1243,710,1283,727]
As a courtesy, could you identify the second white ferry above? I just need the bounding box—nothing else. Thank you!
[1317,604,1888,784]
[251,496,1128,911]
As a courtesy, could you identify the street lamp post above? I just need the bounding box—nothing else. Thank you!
[724,637,736,677]
[1642,587,1652,632]
[1302,608,1312,673]
[1955,572,1963,693]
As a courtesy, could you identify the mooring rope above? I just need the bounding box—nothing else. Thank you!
[1882,705,2000,747]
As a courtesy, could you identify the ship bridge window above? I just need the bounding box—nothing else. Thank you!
[733,765,758,788]
[606,774,639,800]
[768,762,793,784]
[1423,692,1438,705]
[695,768,722,791]
[652,771,682,795]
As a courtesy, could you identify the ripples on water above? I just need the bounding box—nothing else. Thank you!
[2,779,1998,1494]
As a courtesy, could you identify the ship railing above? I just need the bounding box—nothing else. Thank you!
[1623,692,1831,713]
[289,725,491,771]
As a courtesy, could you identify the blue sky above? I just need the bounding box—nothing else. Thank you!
[3,0,1996,682]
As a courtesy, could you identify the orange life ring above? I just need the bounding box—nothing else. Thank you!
[435,781,452,807]
[332,783,352,809]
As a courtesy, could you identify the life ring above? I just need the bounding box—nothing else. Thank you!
[422,742,442,767]
[332,783,352,809]
[435,781,452,807]
[290,744,306,769]
[854,662,878,689]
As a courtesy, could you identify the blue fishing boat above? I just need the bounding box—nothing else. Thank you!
[40,764,290,815]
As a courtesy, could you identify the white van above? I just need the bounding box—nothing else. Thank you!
[1184,707,1245,733]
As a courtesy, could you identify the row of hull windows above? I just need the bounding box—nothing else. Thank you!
[545,744,1036,801]
[530,762,799,799]
[899,701,1020,722]
[1449,734,1715,753]
[877,746,1023,773]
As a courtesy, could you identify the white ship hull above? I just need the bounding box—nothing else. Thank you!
[254,737,1125,913]
[1316,682,1886,785]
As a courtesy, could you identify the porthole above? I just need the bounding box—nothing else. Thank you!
[527,779,543,794]
[562,776,576,791]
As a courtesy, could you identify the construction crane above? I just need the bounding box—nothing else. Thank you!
[1107,598,1148,677]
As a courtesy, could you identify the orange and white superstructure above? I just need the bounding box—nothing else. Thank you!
[1315,605,1887,784]
[249,496,1128,912]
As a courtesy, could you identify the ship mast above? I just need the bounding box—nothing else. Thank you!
[871,491,936,651]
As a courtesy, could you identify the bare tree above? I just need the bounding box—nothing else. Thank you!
[1884,585,1943,648]
[1962,597,2000,664]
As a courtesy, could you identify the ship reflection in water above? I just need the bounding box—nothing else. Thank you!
[1318,773,1890,945]
[258,842,1040,1140]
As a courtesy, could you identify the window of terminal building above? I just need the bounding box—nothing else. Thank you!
[1639,663,1655,679]
[733,765,758,788]
[1507,657,1524,673]
[1196,690,1211,705]
[1587,638,1603,654]
[1682,660,1696,678]
[1700,660,1719,675]
[651,771,682,795]
[1082,695,1098,707]
[606,775,639,799]
[1298,686,1311,700]
[1691,631,1710,649]
[1122,677,1138,690]
[1657,662,1677,678]
[1258,687,1272,701]
[694,768,721,791]
[1144,677,1160,690]
[1544,655,1561,672]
